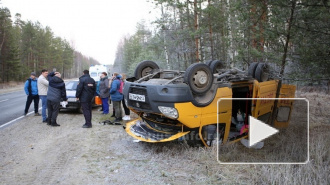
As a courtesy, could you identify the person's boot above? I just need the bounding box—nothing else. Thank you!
[114,117,122,122]
[82,124,92,128]
[47,118,51,125]
[51,121,60,127]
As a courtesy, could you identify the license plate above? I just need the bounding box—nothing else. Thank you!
[129,93,145,102]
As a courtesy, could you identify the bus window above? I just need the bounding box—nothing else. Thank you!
[91,72,97,77]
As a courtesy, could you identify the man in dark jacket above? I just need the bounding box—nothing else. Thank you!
[47,72,67,126]
[76,70,96,128]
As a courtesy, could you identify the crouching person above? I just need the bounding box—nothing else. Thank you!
[47,72,67,126]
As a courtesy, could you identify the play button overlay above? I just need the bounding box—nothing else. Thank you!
[217,98,309,164]
[249,116,279,147]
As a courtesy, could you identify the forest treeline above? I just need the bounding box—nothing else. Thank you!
[0,6,100,83]
[113,0,329,82]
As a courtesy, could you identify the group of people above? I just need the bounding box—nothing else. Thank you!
[24,70,67,126]
[24,69,130,128]
[97,72,131,122]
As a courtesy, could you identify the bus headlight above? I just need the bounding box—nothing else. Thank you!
[158,106,178,119]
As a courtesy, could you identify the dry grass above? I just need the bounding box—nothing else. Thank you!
[0,81,24,94]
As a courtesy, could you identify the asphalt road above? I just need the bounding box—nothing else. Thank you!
[0,90,41,126]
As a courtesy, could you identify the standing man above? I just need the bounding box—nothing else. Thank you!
[110,73,123,122]
[76,70,96,128]
[24,72,40,116]
[47,72,67,127]
[99,72,110,114]
[121,73,130,120]
[38,69,49,123]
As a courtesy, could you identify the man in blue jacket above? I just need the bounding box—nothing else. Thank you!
[24,72,40,116]
[110,74,123,122]
[76,70,96,128]
[47,72,67,126]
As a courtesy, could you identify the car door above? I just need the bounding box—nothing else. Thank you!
[251,80,278,123]
[273,84,296,128]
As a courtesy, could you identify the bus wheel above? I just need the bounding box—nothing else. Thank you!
[184,63,213,95]
[248,62,259,78]
[209,60,225,74]
[134,60,160,79]
[255,63,270,82]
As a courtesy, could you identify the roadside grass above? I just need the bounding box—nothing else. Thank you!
[0,81,24,94]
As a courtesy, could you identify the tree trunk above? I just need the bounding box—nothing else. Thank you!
[271,0,296,125]
[194,0,200,63]
[207,0,214,60]
[226,0,234,67]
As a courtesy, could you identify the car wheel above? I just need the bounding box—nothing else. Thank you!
[134,60,160,79]
[248,62,259,78]
[184,63,213,95]
[255,63,270,82]
[78,106,83,114]
[209,60,225,74]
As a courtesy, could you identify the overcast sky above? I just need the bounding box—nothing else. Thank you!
[1,0,156,65]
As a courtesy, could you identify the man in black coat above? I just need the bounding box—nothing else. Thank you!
[47,72,67,126]
[76,70,96,128]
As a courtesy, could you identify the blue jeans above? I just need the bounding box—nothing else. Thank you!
[40,95,47,121]
[102,97,109,114]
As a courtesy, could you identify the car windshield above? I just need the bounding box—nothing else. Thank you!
[65,81,78,90]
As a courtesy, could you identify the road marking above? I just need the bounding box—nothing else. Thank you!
[0,108,42,129]
[0,99,9,103]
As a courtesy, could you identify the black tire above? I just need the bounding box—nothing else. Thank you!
[209,60,225,74]
[134,60,160,79]
[205,60,213,66]
[248,62,259,78]
[255,63,269,82]
[78,106,83,114]
[184,63,214,95]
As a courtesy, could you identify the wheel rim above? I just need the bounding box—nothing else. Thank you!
[141,67,153,77]
[193,70,208,88]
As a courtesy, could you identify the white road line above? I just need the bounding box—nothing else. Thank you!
[0,99,9,103]
[0,107,42,129]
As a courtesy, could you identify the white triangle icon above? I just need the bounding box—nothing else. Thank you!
[249,116,279,147]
